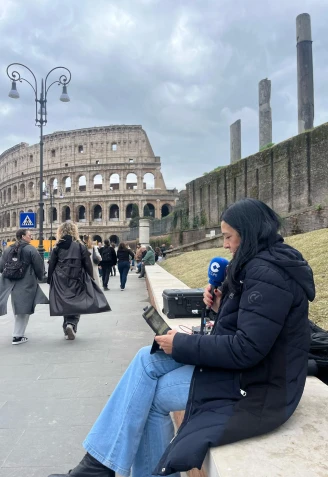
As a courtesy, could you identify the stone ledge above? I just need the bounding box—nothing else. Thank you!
[146,264,328,477]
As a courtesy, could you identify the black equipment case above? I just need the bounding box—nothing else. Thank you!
[162,288,205,318]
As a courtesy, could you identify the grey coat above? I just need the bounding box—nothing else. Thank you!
[0,241,49,316]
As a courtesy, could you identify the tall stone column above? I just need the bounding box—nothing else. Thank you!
[139,218,150,246]
[296,13,314,133]
[259,79,272,150]
[230,120,241,163]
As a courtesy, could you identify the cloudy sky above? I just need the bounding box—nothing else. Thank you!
[0,0,327,191]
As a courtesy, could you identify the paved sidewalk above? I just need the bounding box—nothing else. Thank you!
[0,271,154,477]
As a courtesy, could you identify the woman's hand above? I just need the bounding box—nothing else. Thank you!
[203,285,222,313]
[154,330,178,354]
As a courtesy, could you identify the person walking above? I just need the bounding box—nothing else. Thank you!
[109,243,117,277]
[100,240,116,291]
[83,235,102,288]
[0,228,49,345]
[116,242,134,291]
[49,199,315,477]
[47,222,110,340]
[138,245,155,278]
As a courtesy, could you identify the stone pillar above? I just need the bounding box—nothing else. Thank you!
[230,120,241,163]
[139,218,150,246]
[259,79,272,150]
[296,13,314,133]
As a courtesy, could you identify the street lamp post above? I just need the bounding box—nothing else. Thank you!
[44,184,64,254]
[6,63,71,260]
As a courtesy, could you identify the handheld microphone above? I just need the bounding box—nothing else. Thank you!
[201,257,229,334]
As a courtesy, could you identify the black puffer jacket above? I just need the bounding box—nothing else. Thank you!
[154,237,315,475]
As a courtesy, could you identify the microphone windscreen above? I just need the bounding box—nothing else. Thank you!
[207,257,229,287]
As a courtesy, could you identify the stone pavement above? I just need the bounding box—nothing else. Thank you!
[0,271,155,477]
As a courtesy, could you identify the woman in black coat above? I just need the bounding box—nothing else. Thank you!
[49,199,315,477]
[47,222,110,340]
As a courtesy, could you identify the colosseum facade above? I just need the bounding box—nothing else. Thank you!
[0,125,178,243]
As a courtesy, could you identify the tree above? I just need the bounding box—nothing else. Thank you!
[131,204,139,219]
[143,204,151,217]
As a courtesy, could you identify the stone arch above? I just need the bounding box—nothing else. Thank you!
[93,174,103,190]
[93,234,102,243]
[63,176,71,193]
[7,187,11,202]
[78,175,86,192]
[51,207,58,222]
[6,212,10,227]
[62,205,71,222]
[109,204,119,220]
[4,190,6,203]
[109,173,120,191]
[161,203,172,217]
[126,203,137,219]
[0,191,2,205]
[143,172,155,190]
[28,181,35,199]
[144,203,155,217]
[13,185,17,201]
[12,211,17,227]
[78,205,86,222]
[126,173,137,190]
[109,234,119,245]
[93,204,102,220]
[19,183,25,200]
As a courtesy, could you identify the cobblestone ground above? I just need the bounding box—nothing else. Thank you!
[0,271,156,477]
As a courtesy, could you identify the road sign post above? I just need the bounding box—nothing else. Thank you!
[19,212,36,229]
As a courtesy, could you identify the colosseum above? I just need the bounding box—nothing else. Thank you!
[0,125,178,244]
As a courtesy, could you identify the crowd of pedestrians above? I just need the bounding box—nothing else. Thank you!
[0,222,170,344]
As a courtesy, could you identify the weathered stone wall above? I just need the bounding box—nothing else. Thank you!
[187,123,328,230]
[0,125,179,242]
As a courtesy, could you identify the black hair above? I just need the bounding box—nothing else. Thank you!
[16,229,28,240]
[104,239,110,246]
[221,199,281,293]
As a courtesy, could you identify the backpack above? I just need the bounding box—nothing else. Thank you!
[101,247,112,263]
[2,243,28,280]
[309,320,328,385]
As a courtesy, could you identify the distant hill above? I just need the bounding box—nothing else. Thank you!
[161,228,328,329]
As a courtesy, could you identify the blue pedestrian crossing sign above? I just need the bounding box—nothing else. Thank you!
[19,212,36,229]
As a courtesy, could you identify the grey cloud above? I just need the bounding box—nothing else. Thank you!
[0,0,327,190]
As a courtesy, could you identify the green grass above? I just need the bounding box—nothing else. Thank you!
[160,228,328,330]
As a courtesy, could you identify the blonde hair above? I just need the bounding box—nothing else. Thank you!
[83,234,93,248]
[56,222,81,243]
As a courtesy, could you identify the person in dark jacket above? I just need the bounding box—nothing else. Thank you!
[47,222,95,340]
[116,242,134,291]
[100,240,116,291]
[0,229,48,345]
[48,199,315,477]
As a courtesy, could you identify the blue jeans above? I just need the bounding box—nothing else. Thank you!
[83,346,194,477]
[118,261,130,289]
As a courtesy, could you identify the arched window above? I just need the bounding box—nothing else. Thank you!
[8,188,11,202]
[93,205,102,220]
[52,207,57,222]
[64,176,71,192]
[4,190,6,203]
[109,173,120,191]
[143,203,155,217]
[6,213,10,228]
[109,204,119,221]
[78,205,86,222]
[12,211,17,227]
[78,175,86,192]
[28,182,34,199]
[126,203,138,219]
[143,173,155,190]
[13,185,18,201]
[161,204,172,217]
[19,184,25,200]
[62,206,71,222]
[126,173,137,190]
[94,174,102,190]
[93,235,102,243]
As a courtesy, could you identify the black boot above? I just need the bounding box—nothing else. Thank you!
[48,453,115,476]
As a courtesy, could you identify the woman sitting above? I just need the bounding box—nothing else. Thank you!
[49,199,315,476]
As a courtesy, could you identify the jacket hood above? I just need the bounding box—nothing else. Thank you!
[57,235,73,250]
[256,235,315,302]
